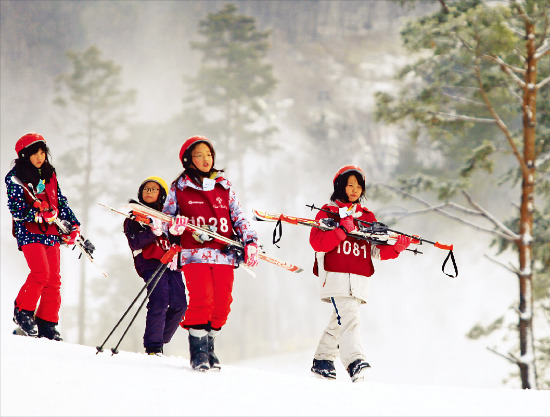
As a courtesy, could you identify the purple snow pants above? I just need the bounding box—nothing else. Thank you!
[142,267,187,351]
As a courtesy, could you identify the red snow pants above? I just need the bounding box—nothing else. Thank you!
[180,263,234,330]
[16,243,62,323]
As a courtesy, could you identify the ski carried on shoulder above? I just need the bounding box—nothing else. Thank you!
[116,202,304,274]
[253,207,458,278]
[10,176,107,278]
[252,208,400,246]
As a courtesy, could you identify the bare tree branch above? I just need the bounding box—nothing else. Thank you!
[534,39,550,60]
[537,75,550,90]
[474,56,527,176]
[462,191,520,240]
[487,346,519,365]
[483,253,520,274]
[481,54,526,88]
[427,111,496,124]
[373,183,518,240]
[441,91,486,107]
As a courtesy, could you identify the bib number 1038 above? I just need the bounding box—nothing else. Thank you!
[336,241,369,258]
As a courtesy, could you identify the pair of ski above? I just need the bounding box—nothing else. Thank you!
[252,208,458,278]
[100,202,304,274]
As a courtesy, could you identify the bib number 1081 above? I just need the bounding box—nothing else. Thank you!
[336,241,368,258]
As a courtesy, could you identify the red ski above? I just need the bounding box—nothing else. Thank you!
[118,203,304,274]
[252,208,394,244]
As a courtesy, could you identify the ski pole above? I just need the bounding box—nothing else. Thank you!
[10,176,108,278]
[109,245,181,355]
[95,262,165,354]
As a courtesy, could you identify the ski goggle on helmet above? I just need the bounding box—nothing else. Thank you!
[333,165,365,184]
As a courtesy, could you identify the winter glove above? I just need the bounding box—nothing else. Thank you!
[168,255,179,271]
[42,208,58,224]
[169,215,188,236]
[62,225,81,246]
[393,234,412,253]
[130,211,151,225]
[150,217,164,237]
[192,225,216,243]
[339,216,356,233]
[244,242,259,267]
[33,199,49,212]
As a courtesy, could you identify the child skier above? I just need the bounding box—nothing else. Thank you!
[6,133,81,341]
[163,135,259,371]
[124,176,188,356]
[309,165,411,382]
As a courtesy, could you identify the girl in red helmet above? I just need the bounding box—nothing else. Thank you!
[124,176,187,356]
[5,133,81,341]
[163,136,259,371]
[309,165,411,382]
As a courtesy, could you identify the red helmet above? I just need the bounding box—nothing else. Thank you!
[333,165,365,184]
[179,135,213,165]
[16,133,46,155]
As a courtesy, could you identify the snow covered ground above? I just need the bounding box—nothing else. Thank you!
[2,334,549,416]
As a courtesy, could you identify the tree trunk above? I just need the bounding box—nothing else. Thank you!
[78,120,93,345]
[517,18,538,390]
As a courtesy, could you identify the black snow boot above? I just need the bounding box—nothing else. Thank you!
[13,306,38,337]
[311,358,336,380]
[188,333,210,371]
[208,334,221,371]
[35,317,63,341]
[347,359,370,383]
[145,346,163,356]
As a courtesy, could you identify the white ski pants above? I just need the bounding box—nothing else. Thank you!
[314,296,366,369]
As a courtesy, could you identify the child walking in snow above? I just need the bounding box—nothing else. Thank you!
[309,165,411,382]
[163,135,259,371]
[6,133,82,341]
[124,176,188,356]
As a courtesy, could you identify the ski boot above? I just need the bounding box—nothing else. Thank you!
[36,317,63,341]
[347,359,370,383]
[13,306,38,337]
[188,330,210,372]
[208,333,221,371]
[311,358,336,380]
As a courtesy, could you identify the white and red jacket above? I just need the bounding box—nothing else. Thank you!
[310,200,402,303]
[163,172,257,267]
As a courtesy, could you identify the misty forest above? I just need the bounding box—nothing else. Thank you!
[1,0,549,391]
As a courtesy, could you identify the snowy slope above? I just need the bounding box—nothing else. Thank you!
[2,335,549,417]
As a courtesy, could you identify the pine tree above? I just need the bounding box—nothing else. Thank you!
[185,3,278,185]
[375,0,549,389]
[53,45,137,344]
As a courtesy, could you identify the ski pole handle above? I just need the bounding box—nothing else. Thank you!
[434,242,453,251]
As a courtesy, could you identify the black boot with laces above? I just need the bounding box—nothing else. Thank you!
[13,306,38,337]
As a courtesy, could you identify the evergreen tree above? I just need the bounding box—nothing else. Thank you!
[185,3,278,185]
[53,45,137,345]
[374,0,549,389]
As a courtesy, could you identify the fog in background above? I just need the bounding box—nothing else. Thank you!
[1,1,518,389]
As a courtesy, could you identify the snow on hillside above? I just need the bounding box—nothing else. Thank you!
[2,334,549,417]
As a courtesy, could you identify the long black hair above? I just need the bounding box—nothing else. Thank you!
[14,142,55,187]
[330,171,366,203]
[174,140,224,186]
